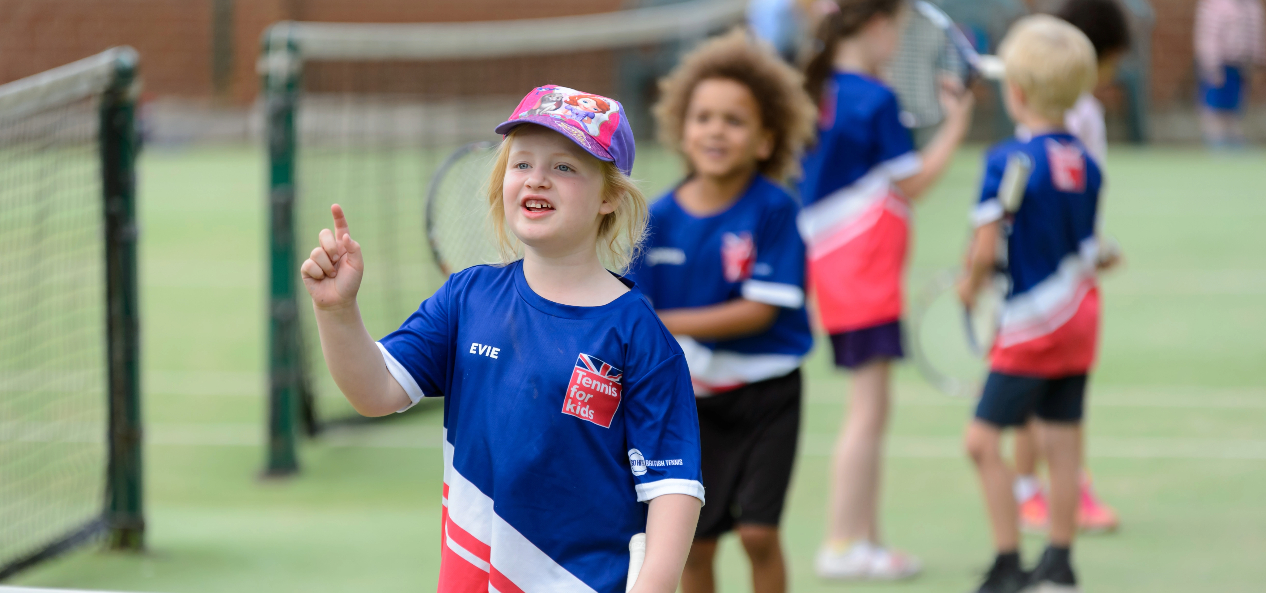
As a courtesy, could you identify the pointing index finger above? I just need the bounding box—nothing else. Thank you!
[331,204,351,248]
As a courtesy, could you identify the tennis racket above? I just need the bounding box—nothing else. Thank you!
[963,151,1033,352]
[626,532,647,593]
[910,269,1003,397]
[911,152,1031,397]
[888,0,1005,130]
[423,141,502,276]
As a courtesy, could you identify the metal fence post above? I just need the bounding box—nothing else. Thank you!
[101,46,144,551]
[263,24,302,476]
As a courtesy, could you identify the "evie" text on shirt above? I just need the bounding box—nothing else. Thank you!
[469,342,500,359]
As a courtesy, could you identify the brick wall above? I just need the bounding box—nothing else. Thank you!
[0,0,216,97]
[1,0,1259,108]
[0,0,626,104]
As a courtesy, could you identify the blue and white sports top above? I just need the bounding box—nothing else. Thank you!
[628,175,812,393]
[974,132,1104,377]
[378,261,704,593]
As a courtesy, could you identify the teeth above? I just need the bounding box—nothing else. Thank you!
[525,200,553,210]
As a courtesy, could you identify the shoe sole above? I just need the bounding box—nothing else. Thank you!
[1025,582,1080,593]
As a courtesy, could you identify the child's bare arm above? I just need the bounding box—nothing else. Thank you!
[957,220,1000,308]
[896,80,974,201]
[301,204,411,417]
[656,299,779,341]
[629,494,701,593]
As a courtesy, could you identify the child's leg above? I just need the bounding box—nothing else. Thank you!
[1036,420,1083,547]
[681,539,718,593]
[827,359,891,543]
[965,420,1020,552]
[1013,421,1039,477]
[737,525,787,593]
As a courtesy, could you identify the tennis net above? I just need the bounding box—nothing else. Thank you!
[0,48,143,580]
[261,0,743,473]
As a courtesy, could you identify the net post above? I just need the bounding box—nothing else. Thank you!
[262,24,302,476]
[100,46,145,551]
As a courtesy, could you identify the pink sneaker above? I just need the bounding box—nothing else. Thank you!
[1019,488,1049,533]
[1078,475,1119,533]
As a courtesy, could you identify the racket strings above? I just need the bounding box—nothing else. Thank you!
[426,143,504,275]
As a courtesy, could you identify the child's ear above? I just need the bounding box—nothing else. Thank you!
[599,189,619,216]
[1003,81,1025,114]
[756,128,775,162]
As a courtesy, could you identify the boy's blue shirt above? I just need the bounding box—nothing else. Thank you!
[627,174,812,391]
[974,132,1103,299]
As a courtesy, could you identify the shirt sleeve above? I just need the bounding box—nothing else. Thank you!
[873,92,922,181]
[377,278,454,412]
[622,353,704,504]
[742,201,806,309]
[973,149,1008,227]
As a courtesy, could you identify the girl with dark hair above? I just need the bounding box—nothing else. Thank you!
[797,0,974,580]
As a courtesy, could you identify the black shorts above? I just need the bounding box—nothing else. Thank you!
[974,372,1087,427]
[694,369,802,540]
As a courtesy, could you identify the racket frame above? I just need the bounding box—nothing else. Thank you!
[963,151,1033,357]
[423,140,495,277]
[910,269,982,398]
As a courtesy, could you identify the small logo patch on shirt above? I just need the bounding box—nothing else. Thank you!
[1046,139,1086,193]
[563,353,623,428]
[628,449,647,476]
[721,232,756,283]
[646,247,686,266]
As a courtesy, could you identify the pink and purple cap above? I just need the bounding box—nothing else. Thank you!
[494,85,636,176]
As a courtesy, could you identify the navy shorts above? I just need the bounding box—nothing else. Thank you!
[1200,65,1245,113]
[829,320,904,369]
[974,372,1087,427]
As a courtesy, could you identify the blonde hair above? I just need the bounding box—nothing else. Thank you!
[998,15,1098,123]
[486,128,649,272]
[654,28,818,183]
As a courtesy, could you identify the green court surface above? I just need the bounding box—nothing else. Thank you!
[9,144,1265,592]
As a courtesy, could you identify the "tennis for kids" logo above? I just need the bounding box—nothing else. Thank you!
[562,353,623,428]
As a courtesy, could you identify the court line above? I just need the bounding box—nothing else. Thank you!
[137,371,1266,412]
[8,422,1264,460]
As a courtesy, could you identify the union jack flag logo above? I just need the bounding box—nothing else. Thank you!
[565,353,623,428]
[576,353,622,382]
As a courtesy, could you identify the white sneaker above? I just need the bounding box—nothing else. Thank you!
[815,541,873,580]
[866,545,922,580]
[815,541,922,581]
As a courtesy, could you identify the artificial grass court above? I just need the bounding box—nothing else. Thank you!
[8,143,1265,592]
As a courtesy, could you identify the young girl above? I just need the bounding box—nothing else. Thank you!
[300,85,703,593]
[797,0,974,580]
[629,30,816,593]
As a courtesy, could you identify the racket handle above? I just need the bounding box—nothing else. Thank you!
[626,532,647,593]
[963,305,982,357]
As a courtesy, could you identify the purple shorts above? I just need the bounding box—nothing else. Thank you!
[829,320,904,369]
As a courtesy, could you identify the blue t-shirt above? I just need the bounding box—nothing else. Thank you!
[974,132,1104,377]
[974,132,1102,297]
[378,261,703,593]
[627,175,812,393]
[798,71,921,208]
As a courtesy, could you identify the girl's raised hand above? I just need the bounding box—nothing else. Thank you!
[300,204,364,310]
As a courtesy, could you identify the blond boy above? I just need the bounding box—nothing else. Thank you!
[959,16,1104,593]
